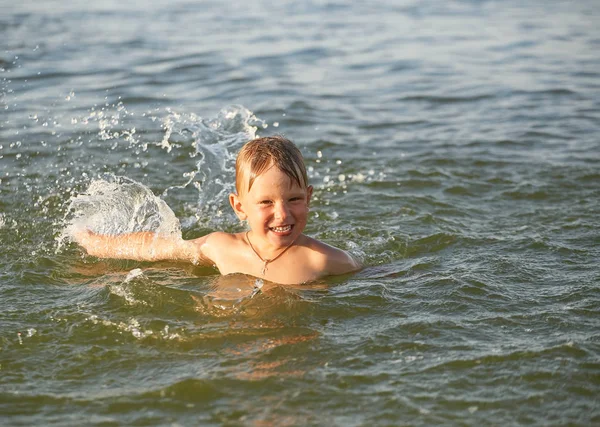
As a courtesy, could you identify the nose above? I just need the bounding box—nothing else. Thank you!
[274,201,290,221]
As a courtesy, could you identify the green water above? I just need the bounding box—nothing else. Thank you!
[1,0,599,425]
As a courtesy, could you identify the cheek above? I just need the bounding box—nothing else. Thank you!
[252,208,270,221]
[293,205,310,219]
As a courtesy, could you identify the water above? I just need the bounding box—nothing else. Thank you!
[1,0,599,425]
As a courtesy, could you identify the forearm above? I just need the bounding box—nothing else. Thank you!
[76,231,198,263]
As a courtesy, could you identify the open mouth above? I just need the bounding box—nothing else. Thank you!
[269,225,293,233]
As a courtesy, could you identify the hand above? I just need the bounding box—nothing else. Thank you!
[73,228,95,248]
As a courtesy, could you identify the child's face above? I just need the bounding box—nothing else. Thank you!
[231,165,312,249]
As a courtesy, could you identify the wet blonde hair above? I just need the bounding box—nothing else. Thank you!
[235,135,309,195]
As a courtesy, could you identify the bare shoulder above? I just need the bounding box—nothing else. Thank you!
[192,231,244,263]
[201,231,241,245]
[301,235,361,276]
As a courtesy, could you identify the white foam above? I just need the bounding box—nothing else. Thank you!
[124,268,144,282]
[62,174,181,244]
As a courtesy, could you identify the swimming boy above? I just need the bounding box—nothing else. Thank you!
[75,136,360,285]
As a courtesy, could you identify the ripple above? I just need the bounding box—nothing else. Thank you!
[400,94,496,104]
[406,232,458,256]
[142,378,224,403]
[502,189,551,201]
[358,119,428,130]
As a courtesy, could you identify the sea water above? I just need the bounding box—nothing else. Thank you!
[1,0,599,425]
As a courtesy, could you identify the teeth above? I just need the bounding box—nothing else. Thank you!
[271,225,292,232]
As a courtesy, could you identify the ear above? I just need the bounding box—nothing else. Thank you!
[229,193,247,220]
[306,185,313,207]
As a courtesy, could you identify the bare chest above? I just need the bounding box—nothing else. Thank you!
[215,248,321,285]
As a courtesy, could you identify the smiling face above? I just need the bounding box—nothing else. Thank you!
[230,164,313,251]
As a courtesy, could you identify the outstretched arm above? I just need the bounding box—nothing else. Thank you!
[74,229,211,265]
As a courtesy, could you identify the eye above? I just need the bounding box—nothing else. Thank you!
[259,200,272,205]
[290,197,303,202]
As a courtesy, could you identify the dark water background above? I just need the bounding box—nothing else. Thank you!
[1,0,599,425]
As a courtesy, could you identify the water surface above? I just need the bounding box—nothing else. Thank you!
[1,0,599,425]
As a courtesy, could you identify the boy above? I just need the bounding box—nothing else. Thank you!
[75,136,360,285]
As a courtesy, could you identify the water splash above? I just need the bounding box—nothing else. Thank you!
[124,268,144,282]
[162,105,265,226]
[61,174,181,244]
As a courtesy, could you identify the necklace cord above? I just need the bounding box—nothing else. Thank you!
[245,231,297,275]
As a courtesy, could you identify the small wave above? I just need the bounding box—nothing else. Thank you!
[86,314,183,341]
[399,94,495,104]
[443,185,473,196]
[358,119,428,130]
[398,177,442,190]
[515,88,580,97]
[502,189,551,201]
[414,340,590,382]
[143,378,224,402]
[406,232,458,257]
[489,39,539,52]
[580,173,600,182]
[521,130,572,141]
